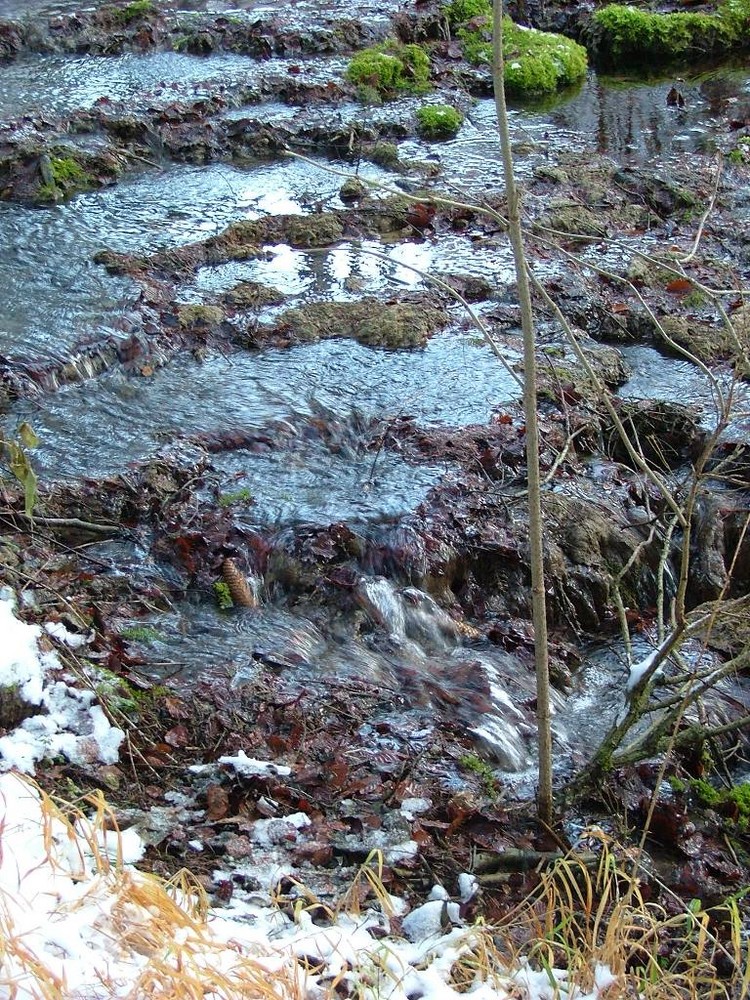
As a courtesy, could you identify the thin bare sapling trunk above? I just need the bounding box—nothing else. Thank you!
[492,0,553,824]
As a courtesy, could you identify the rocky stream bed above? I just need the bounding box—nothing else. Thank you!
[1,0,750,937]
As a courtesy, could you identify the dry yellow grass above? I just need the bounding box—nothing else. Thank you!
[1,778,748,999]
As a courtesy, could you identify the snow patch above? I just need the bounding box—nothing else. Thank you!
[0,598,124,774]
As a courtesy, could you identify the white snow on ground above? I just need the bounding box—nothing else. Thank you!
[0,596,619,999]
[0,595,124,773]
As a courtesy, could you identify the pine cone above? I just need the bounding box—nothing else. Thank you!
[221,558,257,608]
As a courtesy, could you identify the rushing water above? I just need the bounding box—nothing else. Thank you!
[14,332,520,478]
[2,12,749,779]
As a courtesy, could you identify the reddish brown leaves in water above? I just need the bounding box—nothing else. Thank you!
[665,278,693,294]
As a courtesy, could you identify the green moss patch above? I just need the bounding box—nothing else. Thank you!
[691,779,750,830]
[416,104,464,139]
[111,0,157,24]
[272,299,449,348]
[446,0,490,24]
[589,2,750,69]
[37,154,94,202]
[347,42,431,101]
[447,2,587,98]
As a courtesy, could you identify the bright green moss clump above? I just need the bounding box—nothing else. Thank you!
[113,0,156,23]
[590,2,750,68]
[446,3,587,98]
[37,155,93,202]
[502,21,587,98]
[692,779,750,830]
[347,42,431,101]
[445,0,490,24]
[416,104,464,138]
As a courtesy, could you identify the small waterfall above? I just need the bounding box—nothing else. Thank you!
[355,577,459,651]
[355,577,407,640]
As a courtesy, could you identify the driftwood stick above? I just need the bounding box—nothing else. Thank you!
[1,511,121,535]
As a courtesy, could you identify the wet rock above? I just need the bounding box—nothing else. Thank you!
[535,199,608,239]
[270,298,450,348]
[613,166,698,218]
[605,399,704,469]
[436,272,495,303]
[0,19,24,60]
[542,493,651,631]
[0,683,42,731]
[2,4,389,62]
[689,494,729,602]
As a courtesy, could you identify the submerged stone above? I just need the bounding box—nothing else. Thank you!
[271,298,450,348]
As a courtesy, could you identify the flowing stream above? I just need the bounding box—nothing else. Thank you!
[2,0,749,782]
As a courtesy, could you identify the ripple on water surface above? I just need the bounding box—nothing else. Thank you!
[618,344,750,427]
[0,51,347,121]
[0,158,385,361]
[191,235,523,302]
[402,64,750,191]
[15,334,521,479]
[207,441,445,527]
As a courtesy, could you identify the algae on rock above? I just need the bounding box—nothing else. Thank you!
[271,299,450,348]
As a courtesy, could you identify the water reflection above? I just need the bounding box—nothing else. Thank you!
[548,65,750,163]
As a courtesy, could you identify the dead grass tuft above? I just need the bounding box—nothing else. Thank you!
[2,778,748,999]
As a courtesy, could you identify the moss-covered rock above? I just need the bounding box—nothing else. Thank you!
[111,0,157,23]
[206,213,344,263]
[339,177,369,201]
[177,304,225,329]
[36,154,95,202]
[587,1,750,70]
[659,313,750,369]
[367,141,401,169]
[537,341,630,406]
[347,41,431,101]
[447,2,587,98]
[445,0,490,25]
[272,298,449,348]
[535,200,608,239]
[416,104,464,139]
[222,281,285,309]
